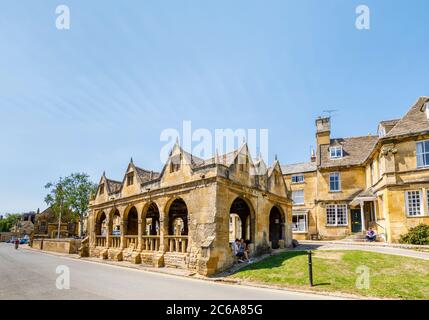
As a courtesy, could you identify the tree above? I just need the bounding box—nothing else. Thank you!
[45,178,69,238]
[0,213,21,232]
[63,173,97,237]
[45,173,97,238]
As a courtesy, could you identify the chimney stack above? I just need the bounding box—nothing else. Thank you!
[315,116,331,146]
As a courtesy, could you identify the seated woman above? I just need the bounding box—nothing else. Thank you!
[365,228,376,242]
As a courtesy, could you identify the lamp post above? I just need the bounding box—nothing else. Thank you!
[57,185,63,239]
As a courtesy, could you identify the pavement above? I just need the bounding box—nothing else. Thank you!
[295,241,429,260]
[0,243,341,300]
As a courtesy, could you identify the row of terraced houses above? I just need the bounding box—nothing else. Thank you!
[284,96,429,242]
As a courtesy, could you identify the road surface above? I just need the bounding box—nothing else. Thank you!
[0,243,340,300]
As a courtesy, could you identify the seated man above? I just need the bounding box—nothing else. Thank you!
[236,239,247,262]
[365,228,376,242]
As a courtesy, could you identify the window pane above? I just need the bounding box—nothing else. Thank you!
[326,205,336,225]
[417,142,424,154]
[417,154,424,167]
[406,191,422,216]
[337,205,348,225]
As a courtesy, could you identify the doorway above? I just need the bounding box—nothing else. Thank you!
[351,209,362,233]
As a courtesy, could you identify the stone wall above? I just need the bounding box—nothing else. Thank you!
[40,239,81,254]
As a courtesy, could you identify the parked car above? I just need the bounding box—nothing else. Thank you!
[7,237,17,243]
[19,238,28,244]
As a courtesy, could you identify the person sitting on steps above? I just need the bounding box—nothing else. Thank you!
[365,228,377,242]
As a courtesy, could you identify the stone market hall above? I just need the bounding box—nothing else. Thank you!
[88,143,292,276]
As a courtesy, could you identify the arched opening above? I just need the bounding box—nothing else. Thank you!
[229,197,253,242]
[269,206,284,249]
[126,207,138,235]
[96,211,107,235]
[168,198,188,235]
[110,209,121,235]
[145,203,160,235]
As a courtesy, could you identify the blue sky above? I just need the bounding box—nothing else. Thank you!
[1,0,428,213]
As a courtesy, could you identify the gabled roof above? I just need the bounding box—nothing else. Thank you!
[134,166,160,183]
[106,178,122,194]
[385,96,429,138]
[281,162,317,175]
[319,135,378,168]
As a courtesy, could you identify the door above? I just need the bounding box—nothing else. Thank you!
[351,209,362,233]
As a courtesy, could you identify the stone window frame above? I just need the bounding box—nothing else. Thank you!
[326,204,348,226]
[291,174,305,184]
[329,146,343,159]
[329,172,341,192]
[405,190,423,217]
[126,172,134,186]
[292,189,305,205]
[292,211,308,233]
[416,140,429,168]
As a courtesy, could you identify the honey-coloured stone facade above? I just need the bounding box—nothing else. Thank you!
[88,143,292,275]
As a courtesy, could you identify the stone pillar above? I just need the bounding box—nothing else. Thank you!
[159,209,168,252]
[137,219,143,250]
[120,220,127,249]
[106,212,112,248]
[360,201,366,232]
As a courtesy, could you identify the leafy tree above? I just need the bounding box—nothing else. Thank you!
[63,173,97,237]
[45,173,97,238]
[0,213,21,232]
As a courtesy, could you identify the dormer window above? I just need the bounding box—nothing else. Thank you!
[425,102,429,120]
[329,146,343,159]
[127,173,134,186]
[99,183,104,195]
[378,126,386,138]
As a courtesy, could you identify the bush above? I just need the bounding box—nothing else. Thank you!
[399,224,429,245]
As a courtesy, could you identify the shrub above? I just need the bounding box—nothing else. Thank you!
[399,224,429,245]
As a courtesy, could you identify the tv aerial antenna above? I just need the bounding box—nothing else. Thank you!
[322,109,339,117]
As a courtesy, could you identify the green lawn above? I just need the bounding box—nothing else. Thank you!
[230,250,429,299]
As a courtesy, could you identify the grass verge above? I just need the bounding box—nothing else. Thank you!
[229,250,429,299]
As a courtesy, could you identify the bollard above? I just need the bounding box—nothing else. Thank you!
[308,250,313,287]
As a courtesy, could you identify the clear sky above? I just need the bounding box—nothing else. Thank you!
[1,0,428,213]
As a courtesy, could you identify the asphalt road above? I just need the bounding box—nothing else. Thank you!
[0,243,339,300]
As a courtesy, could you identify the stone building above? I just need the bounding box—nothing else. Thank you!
[283,96,429,243]
[88,143,292,275]
[10,212,36,236]
[33,207,78,238]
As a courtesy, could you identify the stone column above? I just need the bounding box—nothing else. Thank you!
[137,219,143,250]
[360,201,366,232]
[120,220,127,249]
[106,212,111,248]
[159,209,168,252]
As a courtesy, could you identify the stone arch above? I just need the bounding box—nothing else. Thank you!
[166,198,188,235]
[95,211,107,235]
[229,197,255,243]
[123,205,138,235]
[269,205,285,249]
[109,208,121,235]
[142,202,160,235]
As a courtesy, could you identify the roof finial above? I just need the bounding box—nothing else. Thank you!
[242,136,246,145]
[102,170,106,177]
[215,148,220,164]
[175,136,179,145]
[275,154,278,161]
[130,157,133,164]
